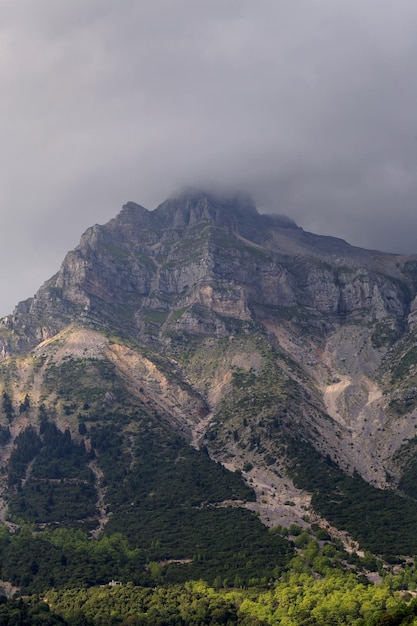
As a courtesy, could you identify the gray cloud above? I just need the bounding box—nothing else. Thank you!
[1,0,417,314]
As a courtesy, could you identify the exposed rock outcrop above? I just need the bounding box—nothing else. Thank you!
[2,189,413,354]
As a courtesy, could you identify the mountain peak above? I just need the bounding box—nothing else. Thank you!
[4,185,417,592]
[155,187,256,220]
[112,189,298,238]
[168,186,258,212]
[152,187,271,244]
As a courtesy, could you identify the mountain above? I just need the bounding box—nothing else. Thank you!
[2,188,417,592]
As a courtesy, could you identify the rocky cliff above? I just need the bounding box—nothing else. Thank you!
[3,189,413,346]
[1,188,417,558]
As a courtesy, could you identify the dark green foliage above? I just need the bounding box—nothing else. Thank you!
[34,421,91,481]
[90,422,292,585]
[2,390,14,423]
[91,422,256,512]
[0,415,292,593]
[287,438,417,557]
[8,421,96,528]
[0,529,148,594]
[8,426,42,487]
[0,596,67,625]
[0,425,10,445]
[9,481,97,525]
[398,444,417,499]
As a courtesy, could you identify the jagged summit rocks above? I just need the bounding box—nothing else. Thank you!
[4,188,413,354]
[111,188,297,245]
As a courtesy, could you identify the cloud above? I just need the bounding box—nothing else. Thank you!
[0,1,417,314]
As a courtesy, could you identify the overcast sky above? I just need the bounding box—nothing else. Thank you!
[1,1,417,315]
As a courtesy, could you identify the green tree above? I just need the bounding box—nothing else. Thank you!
[2,390,14,423]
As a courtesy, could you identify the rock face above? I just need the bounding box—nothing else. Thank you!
[2,188,417,544]
[4,189,413,349]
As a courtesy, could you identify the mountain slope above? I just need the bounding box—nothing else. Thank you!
[1,188,417,580]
